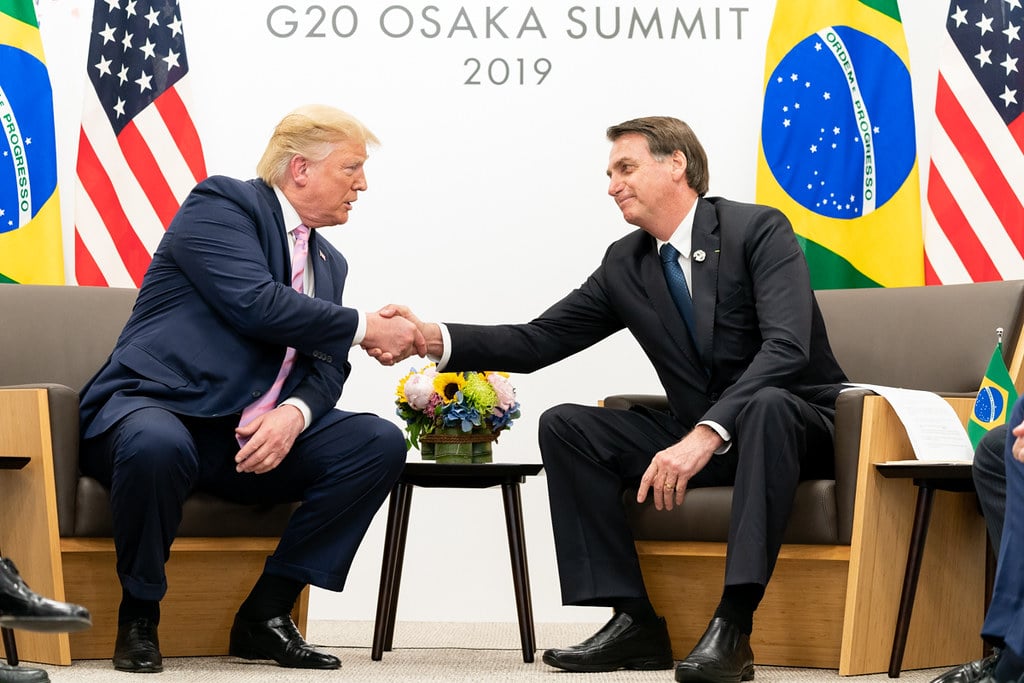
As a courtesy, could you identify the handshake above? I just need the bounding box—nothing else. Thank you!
[361,304,439,366]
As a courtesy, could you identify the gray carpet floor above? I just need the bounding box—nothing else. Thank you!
[13,621,954,682]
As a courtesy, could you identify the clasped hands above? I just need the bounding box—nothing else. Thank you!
[362,304,438,366]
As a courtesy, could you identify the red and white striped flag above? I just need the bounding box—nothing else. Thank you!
[924,0,1024,284]
[74,0,206,287]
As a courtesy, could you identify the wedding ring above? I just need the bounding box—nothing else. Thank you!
[663,484,675,490]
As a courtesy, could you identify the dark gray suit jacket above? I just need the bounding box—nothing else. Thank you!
[445,196,847,435]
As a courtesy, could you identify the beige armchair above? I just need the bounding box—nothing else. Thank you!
[0,284,305,665]
[615,279,1024,675]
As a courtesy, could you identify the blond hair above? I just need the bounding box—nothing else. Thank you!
[257,104,380,185]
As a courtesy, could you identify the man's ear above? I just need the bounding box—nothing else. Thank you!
[289,154,309,187]
[671,150,688,181]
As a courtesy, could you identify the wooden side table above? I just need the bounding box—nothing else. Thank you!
[875,462,976,678]
[371,461,544,663]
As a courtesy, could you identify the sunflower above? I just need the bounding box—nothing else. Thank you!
[433,372,466,403]
[395,369,416,403]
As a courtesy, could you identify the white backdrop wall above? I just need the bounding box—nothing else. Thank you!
[34,0,947,624]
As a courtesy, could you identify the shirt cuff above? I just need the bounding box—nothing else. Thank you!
[431,323,452,370]
[280,398,312,431]
[697,420,732,454]
[350,313,368,347]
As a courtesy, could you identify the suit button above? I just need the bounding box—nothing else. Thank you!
[252,391,262,398]
[709,392,719,402]
[325,355,332,363]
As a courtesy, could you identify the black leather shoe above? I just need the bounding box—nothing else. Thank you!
[0,662,49,683]
[541,612,674,672]
[675,617,754,683]
[932,650,1001,683]
[229,614,340,669]
[113,617,162,673]
[0,558,91,633]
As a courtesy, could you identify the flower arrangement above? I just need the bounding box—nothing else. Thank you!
[395,364,521,455]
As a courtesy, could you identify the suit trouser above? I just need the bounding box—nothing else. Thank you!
[538,387,834,607]
[973,423,1009,553]
[80,407,406,602]
[982,400,1024,655]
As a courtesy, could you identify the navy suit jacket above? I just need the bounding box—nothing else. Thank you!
[80,176,360,439]
[446,196,848,436]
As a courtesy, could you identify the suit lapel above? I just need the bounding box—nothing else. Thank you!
[691,201,720,370]
[641,247,705,374]
[308,230,334,302]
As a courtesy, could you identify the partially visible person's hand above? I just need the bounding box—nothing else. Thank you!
[362,306,427,365]
[1012,419,1024,463]
[636,425,723,511]
[234,404,304,474]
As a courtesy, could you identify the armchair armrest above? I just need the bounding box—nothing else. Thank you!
[1,384,80,537]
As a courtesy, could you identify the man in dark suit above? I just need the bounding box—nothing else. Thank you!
[930,401,1024,683]
[377,116,848,682]
[78,104,425,673]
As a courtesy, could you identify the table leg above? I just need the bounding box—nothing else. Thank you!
[501,482,536,663]
[888,485,935,678]
[372,481,413,661]
[384,483,414,651]
[1,627,16,666]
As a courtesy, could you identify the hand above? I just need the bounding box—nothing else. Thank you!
[362,306,427,365]
[1012,419,1024,463]
[234,404,304,474]
[636,425,723,511]
[364,304,442,364]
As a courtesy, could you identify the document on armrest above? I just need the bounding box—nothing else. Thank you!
[846,383,974,463]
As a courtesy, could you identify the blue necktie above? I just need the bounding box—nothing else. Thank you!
[660,243,697,344]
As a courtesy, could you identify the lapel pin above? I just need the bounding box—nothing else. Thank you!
[693,249,706,262]
[319,250,326,261]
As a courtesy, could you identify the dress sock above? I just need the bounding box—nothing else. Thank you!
[235,572,306,622]
[118,590,160,625]
[712,583,765,636]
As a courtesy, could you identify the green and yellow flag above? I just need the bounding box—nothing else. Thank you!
[757,0,923,289]
[969,338,1018,450]
[0,0,64,284]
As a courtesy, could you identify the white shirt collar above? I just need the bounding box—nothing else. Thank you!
[655,200,697,260]
[273,185,304,236]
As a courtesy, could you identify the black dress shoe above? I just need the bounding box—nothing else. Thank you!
[541,612,674,672]
[0,558,91,633]
[0,662,49,683]
[113,617,162,673]
[932,650,1001,683]
[229,614,340,669]
[675,617,754,683]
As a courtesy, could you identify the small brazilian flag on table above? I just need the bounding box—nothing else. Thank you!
[968,341,1018,450]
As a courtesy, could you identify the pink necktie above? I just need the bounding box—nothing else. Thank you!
[237,224,309,442]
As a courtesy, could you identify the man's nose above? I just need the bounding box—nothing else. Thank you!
[607,176,621,196]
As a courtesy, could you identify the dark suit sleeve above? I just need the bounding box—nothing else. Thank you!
[446,264,624,373]
[702,207,818,431]
[165,178,359,362]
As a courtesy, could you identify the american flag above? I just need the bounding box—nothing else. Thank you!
[74,0,206,287]
[924,0,1024,284]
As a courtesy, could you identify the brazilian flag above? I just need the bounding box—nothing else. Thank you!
[756,0,923,289]
[968,341,1018,450]
[0,0,63,284]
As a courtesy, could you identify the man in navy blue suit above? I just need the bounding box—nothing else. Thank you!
[79,104,425,673]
